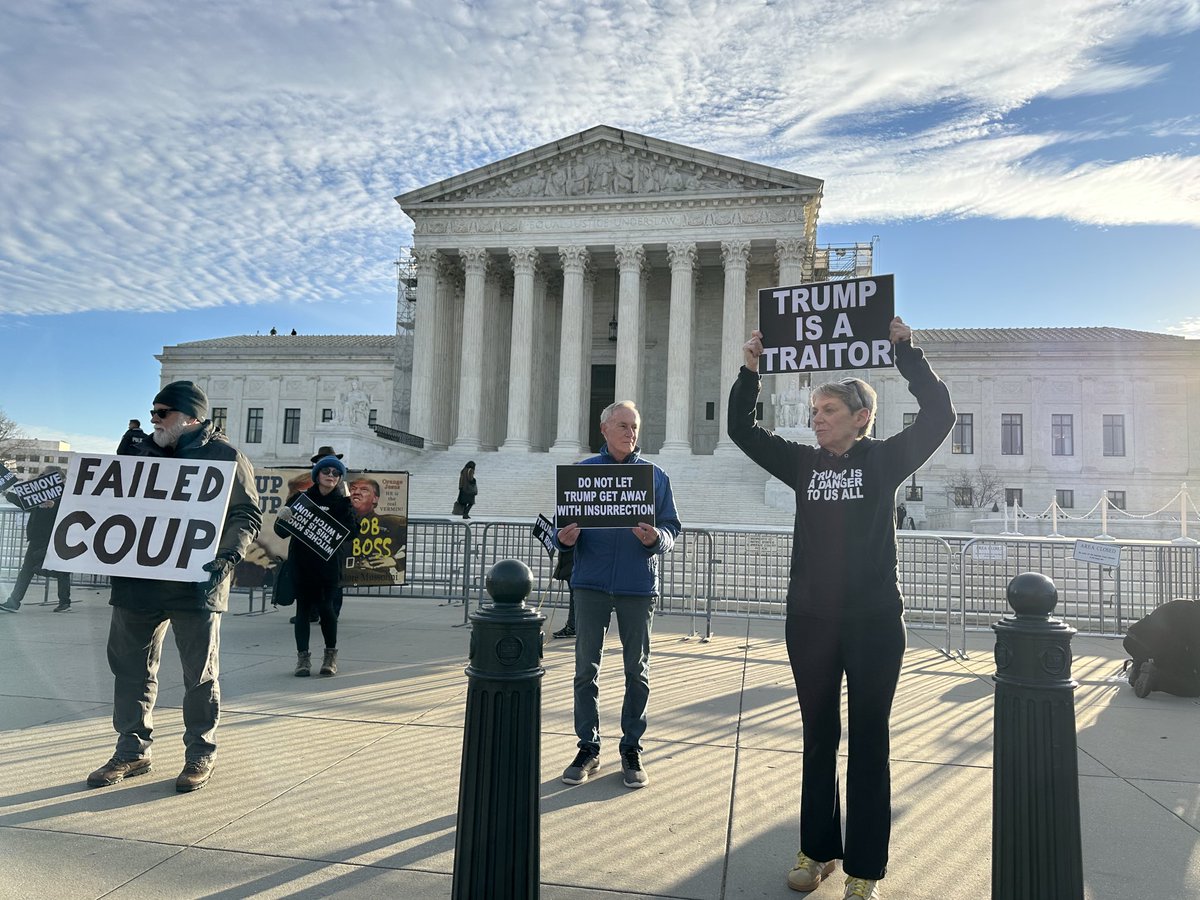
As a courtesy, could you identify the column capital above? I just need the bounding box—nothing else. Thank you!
[411,247,443,276]
[615,243,646,273]
[667,241,697,271]
[559,245,591,274]
[509,246,540,276]
[775,237,807,268]
[721,239,751,270]
[459,247,491,276]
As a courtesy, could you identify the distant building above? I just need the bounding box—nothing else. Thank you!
[6,439,72,476]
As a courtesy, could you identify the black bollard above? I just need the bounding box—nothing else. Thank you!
[452,559,545,900]
[992,572,1084,900]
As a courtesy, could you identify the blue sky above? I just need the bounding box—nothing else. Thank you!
[1,0,1198,453]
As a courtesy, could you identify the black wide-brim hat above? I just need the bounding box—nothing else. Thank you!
[310,445,344,463]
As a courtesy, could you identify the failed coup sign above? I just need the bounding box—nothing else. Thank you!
[44,454,236,583]
[757,274,895,374]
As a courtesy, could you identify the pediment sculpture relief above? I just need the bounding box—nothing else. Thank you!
[447,142,785,201]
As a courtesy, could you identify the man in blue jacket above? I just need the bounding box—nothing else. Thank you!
[556,400,681,789]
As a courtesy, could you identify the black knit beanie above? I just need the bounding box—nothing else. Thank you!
[153,381,209,420]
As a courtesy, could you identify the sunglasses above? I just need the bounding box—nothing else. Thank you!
[149,407,178,419]
[318,466,343,477]
[839,379,868,411]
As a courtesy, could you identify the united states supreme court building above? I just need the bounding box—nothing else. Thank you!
[158,126,1200,530]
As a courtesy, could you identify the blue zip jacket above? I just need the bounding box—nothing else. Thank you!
[554,444,682,597]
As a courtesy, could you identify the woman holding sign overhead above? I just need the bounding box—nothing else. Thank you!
[276,454,354,677]
[728,317,954,900]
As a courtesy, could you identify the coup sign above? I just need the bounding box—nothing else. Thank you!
[44,454,236,582]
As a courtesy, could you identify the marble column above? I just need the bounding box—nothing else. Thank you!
[480,270,506,450]
[715,239,751,453]
[553,246,591,452]
[580,267,597,447]
[661,241,697,452]
[614,243,646,406]
[453,248,489,450]
[773,238,808,429]
[432,262,463,449]
[503,247,539,450]
[408,248,441,442]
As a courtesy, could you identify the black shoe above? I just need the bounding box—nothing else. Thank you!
[0,599,19,613]
[621,748,648,788]
[552,625,576,639]
[561,749,599,785]
[52,602,72,612]
[1134,660,1157,698]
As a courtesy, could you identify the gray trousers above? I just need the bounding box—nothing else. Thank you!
[106,606,221,762]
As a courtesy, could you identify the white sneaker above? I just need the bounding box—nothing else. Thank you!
[787,851,835,892]
[843,875,881,898]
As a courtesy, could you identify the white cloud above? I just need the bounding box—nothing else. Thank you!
[1164,317,1200,339]
[1,0,1198,316]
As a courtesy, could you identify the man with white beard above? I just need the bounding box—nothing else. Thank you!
[87,381,261,793]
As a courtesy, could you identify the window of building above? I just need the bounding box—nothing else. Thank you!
[1005,488,1023,508]
[368,408,378,428]
[953,486,974,507]
[282,408,301,444]
[211,407,227,432]
[1001,413,1023,455]
[1107,490,1126,510]
[245,408,263,443]
[952,413,974,454]
[903,412,917,430]
[44,455,53,462]
[1103,414,1125,457]
[1055,489,1074,509]
[1051,414,1073,456]
[321,408,334,423]
[705,401,715,421]
[57,456,68,464]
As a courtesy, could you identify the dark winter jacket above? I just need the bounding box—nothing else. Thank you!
[109,422,262,613]
[554,444,682,598]
[274,483,354,585]
[728,339,955,618]
[116,427,149,456]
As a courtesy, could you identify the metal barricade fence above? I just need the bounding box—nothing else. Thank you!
[956,537,1200,656]
[474,522,567,624]
[343,518,471,608]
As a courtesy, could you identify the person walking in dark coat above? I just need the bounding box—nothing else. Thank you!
[457,461,478,519]
[1,467,71,613]
[276,454,354,677]
[116,419,149,455]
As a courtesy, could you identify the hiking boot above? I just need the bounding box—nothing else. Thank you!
[1134,660,1157,698]
[552,625,576,639]
[843,876,881,899]
[53,601,72,612]
[87,755,151,788]
[320,648,338,676]
[294,651,311,677]
[561,750,599,785]
[620,748,648,788]
[175,757,215,793]
[0,598,19,613]
[787,851,835,892]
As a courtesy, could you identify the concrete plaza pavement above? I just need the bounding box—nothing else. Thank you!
[0,585,1197,899]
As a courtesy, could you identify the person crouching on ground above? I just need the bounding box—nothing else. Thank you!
[728,318,954,899]
[87,381,261,793]
[277,455,354,677]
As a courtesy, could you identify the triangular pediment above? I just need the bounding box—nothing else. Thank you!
[396,125,822,207]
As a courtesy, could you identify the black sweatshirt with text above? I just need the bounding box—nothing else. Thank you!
[727,340,955,618]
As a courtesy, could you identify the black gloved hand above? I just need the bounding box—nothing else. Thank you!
[202,555,237,596]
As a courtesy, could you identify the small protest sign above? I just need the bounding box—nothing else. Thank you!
[555,464,656,529]
[276,492,352,561]
[757,274,896,373]
[44,454,235,582]
[0,462,19,495]
[7,469,66,510]
[532,514,556,556]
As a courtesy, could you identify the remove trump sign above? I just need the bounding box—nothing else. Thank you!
[44,454,236,582]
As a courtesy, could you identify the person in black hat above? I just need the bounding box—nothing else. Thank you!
[310,445,343,465]
[276,454,354,677]
[86,381,262,794]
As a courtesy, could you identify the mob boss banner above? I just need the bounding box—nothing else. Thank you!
[44,454,236,583]
[757,274,896,373]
